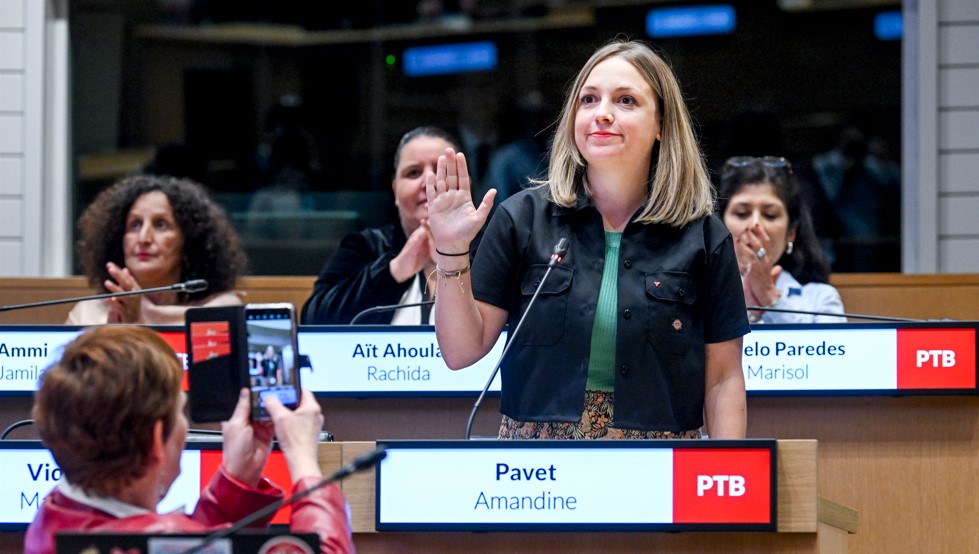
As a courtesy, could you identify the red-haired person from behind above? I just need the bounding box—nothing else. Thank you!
[25,326,355,554]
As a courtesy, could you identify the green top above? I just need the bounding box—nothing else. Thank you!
[586,231,622,391]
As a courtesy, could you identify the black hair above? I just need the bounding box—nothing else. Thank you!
[392,126,462,178]
[717,158,832,284]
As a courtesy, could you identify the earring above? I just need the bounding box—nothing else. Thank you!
[786,241,794,255]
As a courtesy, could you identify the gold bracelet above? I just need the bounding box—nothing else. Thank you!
[431,264,470,296]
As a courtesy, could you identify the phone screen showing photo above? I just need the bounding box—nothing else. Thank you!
[246,306,300,419]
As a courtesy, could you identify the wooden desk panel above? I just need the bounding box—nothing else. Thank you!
[342,439,836,554]
[748,395,979,553]
[3,273,979,552]
[831,273,979,321]
[2,272,977,324]
[0,276,316,324]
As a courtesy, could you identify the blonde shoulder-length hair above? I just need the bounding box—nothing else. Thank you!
[539,40,714,226]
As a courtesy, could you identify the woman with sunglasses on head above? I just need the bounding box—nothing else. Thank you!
[718,156,845,324]
[425,40,750,440]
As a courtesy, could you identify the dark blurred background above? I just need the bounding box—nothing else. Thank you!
[71,0,902,275]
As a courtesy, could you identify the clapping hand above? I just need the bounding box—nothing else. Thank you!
[733,223,781,308]
[390,218,437,283]
[103,262,144,323]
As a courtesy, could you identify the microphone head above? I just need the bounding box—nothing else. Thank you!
[175,279,209,293]
[548,237,569,267]
[352,446,387,471]
[554,238,569,256]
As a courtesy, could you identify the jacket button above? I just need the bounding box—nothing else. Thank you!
[623,308,632,319]
[535,279,541,287]
[678,288,685,297]
[593,261,602,270]
[623,259,632,269]
[619,364,629,376]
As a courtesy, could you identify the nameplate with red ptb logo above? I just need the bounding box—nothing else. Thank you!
[0,322,976,396]
[375,440,776,531]
[0,441,296,531]
[744,322,978,394]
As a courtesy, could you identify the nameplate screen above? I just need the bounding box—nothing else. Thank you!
[0,441,294,530]
[0,322,975,396]
[375,440,776,531]
[745,323,977,394]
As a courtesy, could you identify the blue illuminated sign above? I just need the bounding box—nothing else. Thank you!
[403,41,498,77]
[874,11,902,41]
[646,5,736,38]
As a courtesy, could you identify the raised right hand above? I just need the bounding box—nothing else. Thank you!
[425,148,496,255]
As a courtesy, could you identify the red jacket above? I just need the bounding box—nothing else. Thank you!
[24,467,355,554]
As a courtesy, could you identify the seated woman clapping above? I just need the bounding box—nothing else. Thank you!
[718,156,845,323]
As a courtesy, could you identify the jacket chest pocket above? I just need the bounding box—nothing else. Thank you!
[644,271,696,355]
[517,264,574,346]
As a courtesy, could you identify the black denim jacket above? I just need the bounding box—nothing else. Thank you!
[472,188,750,432]
[301,224,412,325]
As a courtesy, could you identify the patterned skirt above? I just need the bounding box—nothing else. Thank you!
[498,390,702,440]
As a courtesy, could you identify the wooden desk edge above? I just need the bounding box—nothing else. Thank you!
[818,497,859,534]
[777,439,818,533]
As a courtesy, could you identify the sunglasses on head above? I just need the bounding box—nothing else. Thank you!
[724,156,793,176]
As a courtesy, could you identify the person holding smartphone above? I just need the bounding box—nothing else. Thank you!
[26,326,355,554]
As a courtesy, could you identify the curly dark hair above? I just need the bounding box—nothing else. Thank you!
[717,157,832,285]
[76,175,247,300]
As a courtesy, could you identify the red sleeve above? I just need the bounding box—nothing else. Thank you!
[289,477,356,554]
[191,466,284,527]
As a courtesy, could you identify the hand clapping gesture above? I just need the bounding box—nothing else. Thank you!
[389,219,437,283]
[103,262,146,323]
[733,223,782,309]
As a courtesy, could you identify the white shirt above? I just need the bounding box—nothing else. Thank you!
[57,481,151,518]
[389,274,435,325]
[754,270,846,324]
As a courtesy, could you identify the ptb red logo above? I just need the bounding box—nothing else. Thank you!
[673,448,771,524]
[697,474,746,496]
[897,329,976,389]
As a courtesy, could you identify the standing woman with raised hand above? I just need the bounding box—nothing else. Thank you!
[426,40,750,440]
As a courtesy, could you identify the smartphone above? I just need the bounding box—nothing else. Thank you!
[185,305,248,423]
[245,303,301,420]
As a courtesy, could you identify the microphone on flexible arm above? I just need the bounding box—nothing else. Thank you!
[180,446,387,554]
[465,237,569,440]
[0,279,209,313]
[746,305,930,322]
[349,300,435,324]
